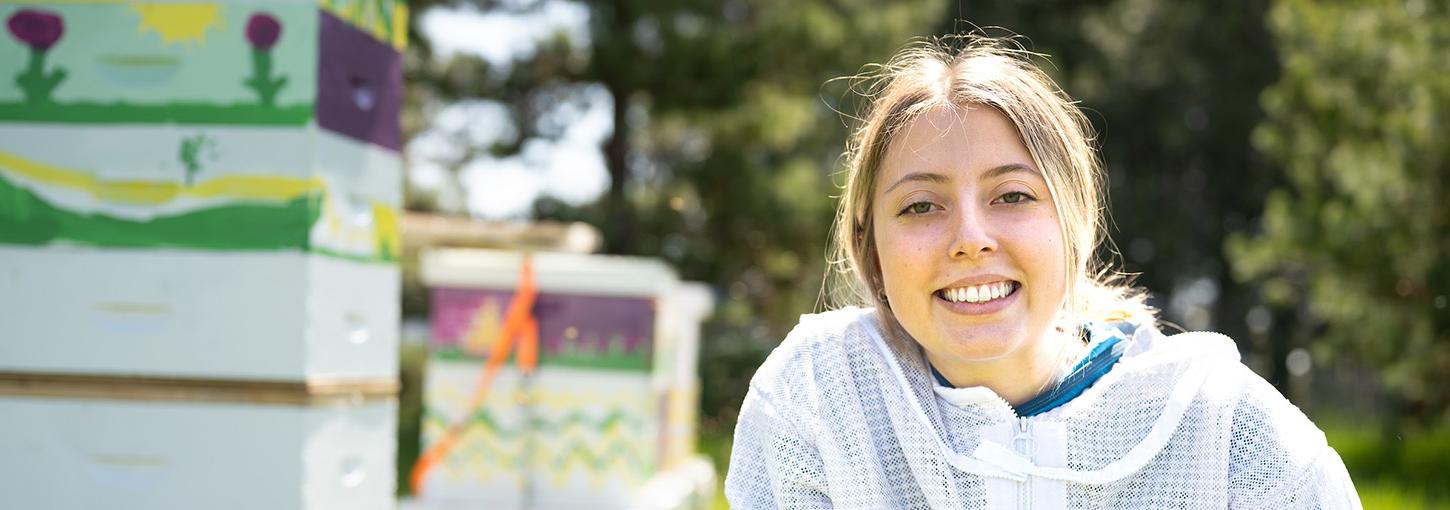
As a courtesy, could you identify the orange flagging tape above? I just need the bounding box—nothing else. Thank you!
[411,254,539,496]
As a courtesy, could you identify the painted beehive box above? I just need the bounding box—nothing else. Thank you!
[0,0,405,382]
[0,0,405,140]
[416,249,709,509]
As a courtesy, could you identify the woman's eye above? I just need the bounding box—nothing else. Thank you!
[998,191,1033,204]
[900,202,935,215]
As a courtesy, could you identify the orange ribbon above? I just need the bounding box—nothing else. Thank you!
[411,254,539,496]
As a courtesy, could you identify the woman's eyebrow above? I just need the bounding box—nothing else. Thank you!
[882,171,949,195]
[883,163,1038,195]
[982,163,1038,181]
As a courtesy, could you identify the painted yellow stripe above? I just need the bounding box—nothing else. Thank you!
[0,151,96,190]
[189,174,323,200]
[0,150,323,205]
[94,180,180,204]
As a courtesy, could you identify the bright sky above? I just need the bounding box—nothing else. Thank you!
[409,2,608,219]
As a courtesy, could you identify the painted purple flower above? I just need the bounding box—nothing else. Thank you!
[243,12,287,106]
[7,9,64,52]
[245,13,281,51]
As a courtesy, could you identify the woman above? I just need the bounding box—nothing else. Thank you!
[725,36,1360,509]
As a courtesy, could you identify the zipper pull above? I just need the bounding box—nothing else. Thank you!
[1013,417,1033,454]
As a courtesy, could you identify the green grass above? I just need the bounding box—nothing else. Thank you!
[1360,482,1450,510]
[396,342,426,497]
[699,422,733,510]
[1321,417,1450,509]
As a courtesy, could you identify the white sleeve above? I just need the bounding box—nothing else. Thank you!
[1226,367,1362,509]
[725,385,834,509]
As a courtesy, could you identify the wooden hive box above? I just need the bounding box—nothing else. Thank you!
[414,248,714,509]
[0,375,398,509]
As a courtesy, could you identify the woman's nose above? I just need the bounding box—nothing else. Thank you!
[949,204,997,260]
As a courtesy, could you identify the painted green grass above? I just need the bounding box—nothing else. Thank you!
[0,101,312,125]
[0,169,320,251]
[429,346,652,372]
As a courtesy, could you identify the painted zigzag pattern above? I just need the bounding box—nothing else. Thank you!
[421,407,656,487]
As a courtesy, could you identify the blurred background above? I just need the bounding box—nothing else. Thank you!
[0,0,1445,508]
[395,0,1448,507]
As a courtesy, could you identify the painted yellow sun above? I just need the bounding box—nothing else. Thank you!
[131,3,224,45]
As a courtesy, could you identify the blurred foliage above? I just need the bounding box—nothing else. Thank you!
[403,0,948,426]
[938,0,1287,383]
[1227,0,1450,424]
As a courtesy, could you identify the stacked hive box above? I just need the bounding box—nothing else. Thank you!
[415,248,716,510]
[0,1,405,508]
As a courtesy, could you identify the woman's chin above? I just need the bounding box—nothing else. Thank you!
[926,324,1030,363]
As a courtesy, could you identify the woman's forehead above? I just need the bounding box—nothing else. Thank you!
[875,106,1041,191]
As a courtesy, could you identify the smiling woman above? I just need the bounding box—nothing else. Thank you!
[872,106,1072,406]
[725,34,1361,509]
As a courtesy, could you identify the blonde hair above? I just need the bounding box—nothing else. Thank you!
[825,34,1154,331]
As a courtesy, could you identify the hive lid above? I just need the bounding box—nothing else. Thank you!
[421,248,678,298]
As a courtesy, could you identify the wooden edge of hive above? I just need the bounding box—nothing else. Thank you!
[0,372,399,406]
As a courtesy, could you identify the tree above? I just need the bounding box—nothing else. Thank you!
[934,0,1289,384]
[1228,0,1450,424]
[404,0,947,424]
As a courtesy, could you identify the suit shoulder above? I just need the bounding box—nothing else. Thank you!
[747,307,879,398]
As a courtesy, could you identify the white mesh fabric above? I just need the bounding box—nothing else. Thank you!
[725,307,1361,509]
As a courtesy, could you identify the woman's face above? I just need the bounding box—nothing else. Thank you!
[871,105,1068,366]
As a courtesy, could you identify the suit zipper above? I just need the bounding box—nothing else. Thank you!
[1016,417,1032,510]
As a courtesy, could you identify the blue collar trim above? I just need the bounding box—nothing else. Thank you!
[930,321,1136,417]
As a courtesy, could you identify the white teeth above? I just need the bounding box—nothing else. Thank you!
[941,282,1015,304]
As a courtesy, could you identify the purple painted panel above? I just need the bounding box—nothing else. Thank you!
[317,10,402,151]
[431,286,655,358]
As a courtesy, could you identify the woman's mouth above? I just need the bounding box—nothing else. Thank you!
[934,280,1020,314]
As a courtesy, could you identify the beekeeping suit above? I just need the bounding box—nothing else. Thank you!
[726,307,1360,509]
